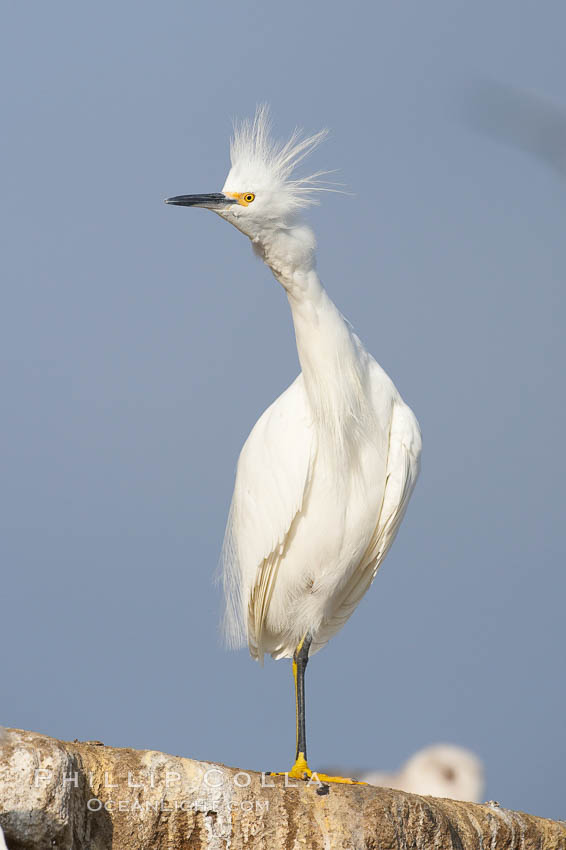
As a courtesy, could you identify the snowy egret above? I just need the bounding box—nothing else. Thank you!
[166,107,421,782]
[360,744,485,802]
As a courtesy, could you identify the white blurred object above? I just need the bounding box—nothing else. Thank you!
[361,744,485,802]
[467,80,566,177]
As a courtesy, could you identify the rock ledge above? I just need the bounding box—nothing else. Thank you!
[0,728,564,849]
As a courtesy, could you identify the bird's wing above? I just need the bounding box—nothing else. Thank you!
[467,80,566,177]
[221,375,315,660]
[313,400,421,649]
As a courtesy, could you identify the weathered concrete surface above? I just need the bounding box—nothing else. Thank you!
[0,728,564,849]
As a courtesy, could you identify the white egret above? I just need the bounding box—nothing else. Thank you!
[166,107,421,783]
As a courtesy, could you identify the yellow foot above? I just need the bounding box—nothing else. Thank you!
[270,754,367,785]
[311,772,367,785]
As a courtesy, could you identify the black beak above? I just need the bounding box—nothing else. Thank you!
[164,193,236,208]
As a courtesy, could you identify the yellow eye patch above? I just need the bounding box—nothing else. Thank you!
[225,192,256,206]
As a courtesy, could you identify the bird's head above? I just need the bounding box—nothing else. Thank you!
[165,106,334,248]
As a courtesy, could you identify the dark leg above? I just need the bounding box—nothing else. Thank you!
[276,630,365,784]
[294,632,312,765]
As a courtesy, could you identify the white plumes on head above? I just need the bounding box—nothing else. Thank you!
[227,105,336,212]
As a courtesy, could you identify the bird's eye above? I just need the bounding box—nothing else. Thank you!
[243,193,255,204]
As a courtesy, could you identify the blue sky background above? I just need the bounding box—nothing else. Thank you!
[1,0,565,820]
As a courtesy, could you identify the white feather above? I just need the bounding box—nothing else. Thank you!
[228,104,334,212]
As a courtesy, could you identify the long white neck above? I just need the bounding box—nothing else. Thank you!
[254,224,375,467]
